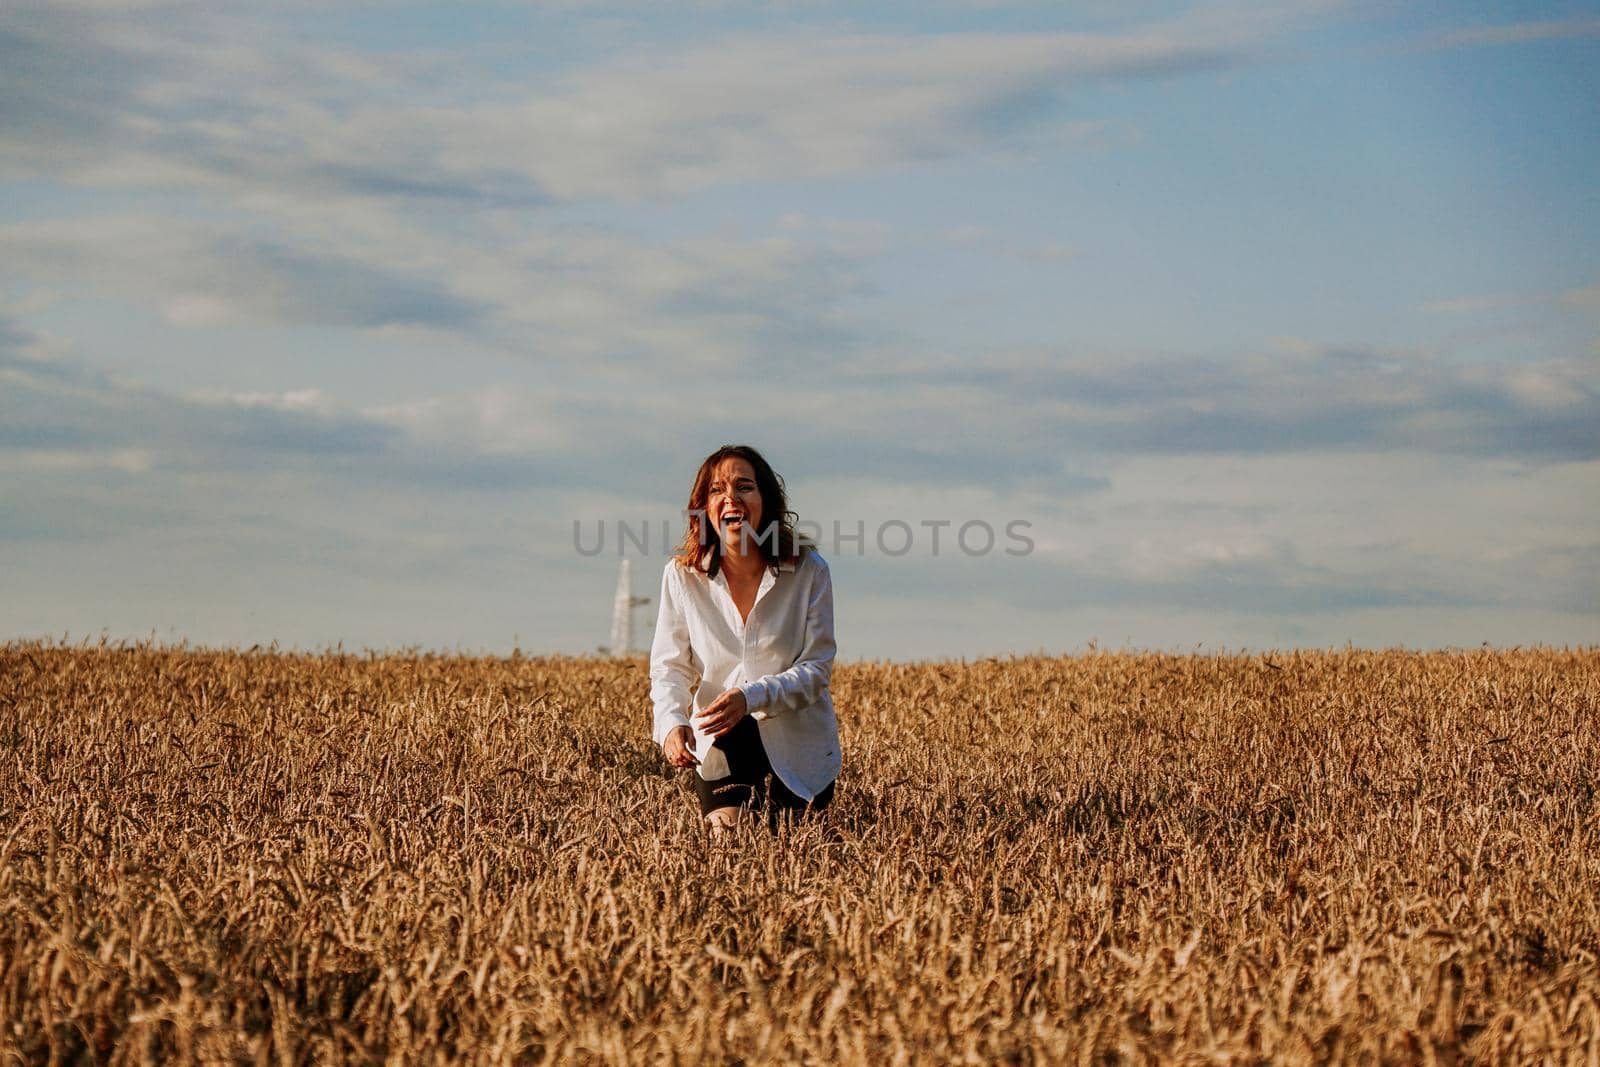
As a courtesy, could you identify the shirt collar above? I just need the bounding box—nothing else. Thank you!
[697,548,799,574]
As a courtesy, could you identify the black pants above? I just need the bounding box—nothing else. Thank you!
[692,715,834,829]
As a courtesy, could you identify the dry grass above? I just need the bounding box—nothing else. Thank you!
[1,642,1597,1064]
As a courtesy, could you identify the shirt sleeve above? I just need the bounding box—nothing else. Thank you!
[740,554,835,720]
[648,562,701,746]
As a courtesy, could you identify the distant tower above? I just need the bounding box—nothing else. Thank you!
[609,559,652,655]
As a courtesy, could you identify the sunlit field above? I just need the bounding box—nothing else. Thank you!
[2,642,1596,1063]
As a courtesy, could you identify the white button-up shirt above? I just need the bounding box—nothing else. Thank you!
[649,547,840,801]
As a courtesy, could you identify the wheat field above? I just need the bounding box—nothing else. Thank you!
[1,642,1597,1064]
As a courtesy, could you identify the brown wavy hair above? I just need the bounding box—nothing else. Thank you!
[673,444,809,578]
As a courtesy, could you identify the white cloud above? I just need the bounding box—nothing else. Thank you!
[212,389,336,415]
[492,28,1239,199]
[0,216,485,330]
[1489,364,1593,411]
[1432,18,1600,49]
[2,3,1254,204]
[1560,285,1600,309]
[835,343,1600,464]
[1421,282,1600,316]
[0,209,880,374]
[0,447,155,474]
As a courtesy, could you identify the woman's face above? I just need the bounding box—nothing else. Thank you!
[706,456,764,554]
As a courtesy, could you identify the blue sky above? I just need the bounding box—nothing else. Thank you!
[2,0,1596,659]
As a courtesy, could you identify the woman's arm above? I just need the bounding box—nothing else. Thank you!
[648,563,701,746]
[740,557,835,719]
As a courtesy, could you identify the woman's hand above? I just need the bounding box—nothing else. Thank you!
[693,688,748,738]
[663,725,699,768]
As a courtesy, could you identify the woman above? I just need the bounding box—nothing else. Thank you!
[649,444,840,835]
